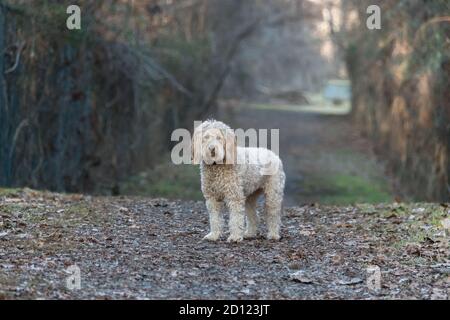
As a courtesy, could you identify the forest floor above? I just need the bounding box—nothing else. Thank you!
[1,100,448,299]
[0,188,448,299]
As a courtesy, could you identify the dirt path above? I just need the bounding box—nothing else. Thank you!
[0,189,448,299]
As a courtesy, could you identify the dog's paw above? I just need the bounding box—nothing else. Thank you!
[244,231,257,239]
[227,234,243,243]
[203,232,220,241]
[266,233,281,241]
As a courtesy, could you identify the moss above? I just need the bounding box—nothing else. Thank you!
[373,203,449,248]
[0,188,21,197]
[65,204,91,216]
[0,204,23,215]
[59,203,104,226]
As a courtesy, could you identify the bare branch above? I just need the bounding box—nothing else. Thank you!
[4,41,25,74]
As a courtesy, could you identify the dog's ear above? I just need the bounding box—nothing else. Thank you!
[191,127,202,165]
[224,129,237,165]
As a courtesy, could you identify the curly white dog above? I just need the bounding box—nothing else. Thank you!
[192,119,285,242]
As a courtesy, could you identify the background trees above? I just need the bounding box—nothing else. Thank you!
[336,0,450,200]
[0,0,327,194]
[1,0,448,201]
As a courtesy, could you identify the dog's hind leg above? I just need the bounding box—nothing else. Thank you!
[264,195,282,240]
[263,174,284,241]
[244,192,260,239]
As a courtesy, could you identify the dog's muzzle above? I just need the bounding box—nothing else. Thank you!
[203,142,224,165]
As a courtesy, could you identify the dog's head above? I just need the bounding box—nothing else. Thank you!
[191,120,237,165]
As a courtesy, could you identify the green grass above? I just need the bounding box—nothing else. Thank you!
[294,147,394,205]
[120,162,202,200]
[247,100,351,115]
[246,89,351,115]
[122,165,392,204]
[301,173,393,205]
[328,174,392,204]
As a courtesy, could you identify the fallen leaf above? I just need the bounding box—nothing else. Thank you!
[405,243,421,256]
[331,254,343,265]
[337,277,363,285]
[290,271,314,284]
[299,229,315,236]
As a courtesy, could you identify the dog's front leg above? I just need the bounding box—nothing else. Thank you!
[226,198,245,243]
[203,198,224,241]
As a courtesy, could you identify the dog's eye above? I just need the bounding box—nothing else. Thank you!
[204,134,210,139]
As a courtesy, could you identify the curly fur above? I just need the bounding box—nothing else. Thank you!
[192,119,285,242]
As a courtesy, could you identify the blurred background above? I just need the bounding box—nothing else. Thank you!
[0,0,448,205]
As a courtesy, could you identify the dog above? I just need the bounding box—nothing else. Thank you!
[192,119,285,242]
